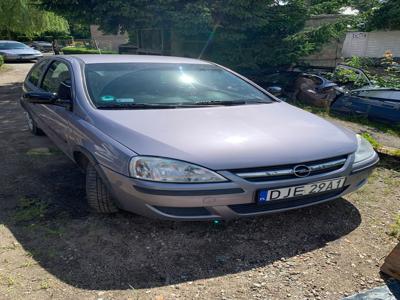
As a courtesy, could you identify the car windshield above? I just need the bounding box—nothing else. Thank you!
[84,63,273,109]
[0,42,29,50]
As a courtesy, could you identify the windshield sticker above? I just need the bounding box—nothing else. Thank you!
[116,98,135,103]
[100,95,115,102]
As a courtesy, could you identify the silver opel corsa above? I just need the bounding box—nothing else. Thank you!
[20,55,379,220]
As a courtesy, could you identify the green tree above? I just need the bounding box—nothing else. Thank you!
[0,0,69,39]
[40,0,360,68]
[367,0,400,30]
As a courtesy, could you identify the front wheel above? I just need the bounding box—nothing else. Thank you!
[85,163,119,214]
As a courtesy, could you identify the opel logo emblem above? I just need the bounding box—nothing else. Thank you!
[293,165,311,177]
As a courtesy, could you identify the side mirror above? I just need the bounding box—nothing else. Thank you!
[266,86,282,97]
[24,91,57,104]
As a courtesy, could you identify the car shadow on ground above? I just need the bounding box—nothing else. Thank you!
[0,155,362,291]
[0,80,362,291]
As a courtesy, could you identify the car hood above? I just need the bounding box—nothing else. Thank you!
[0,48,40,55]
[91,102,357,170]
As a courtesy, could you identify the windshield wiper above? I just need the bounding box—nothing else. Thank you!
[193,100,247,106]
[193,99,271,106]
[97,103,178,109]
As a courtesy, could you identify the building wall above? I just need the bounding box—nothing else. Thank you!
[302,14,344,68]
[342,31,400,58]
[90,25,129,52]
[301,38,344,68]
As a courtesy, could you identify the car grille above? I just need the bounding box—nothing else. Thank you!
[230,155,348,182]
[229,187,347,214]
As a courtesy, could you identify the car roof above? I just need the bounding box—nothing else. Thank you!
[65,54,211,65]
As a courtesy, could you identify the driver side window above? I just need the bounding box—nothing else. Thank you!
[41,61,71,94]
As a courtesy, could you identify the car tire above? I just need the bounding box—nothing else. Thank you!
[25,112,45,136]
[86,162,119,214]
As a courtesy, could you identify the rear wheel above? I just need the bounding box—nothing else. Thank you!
[85,162,119,214]
[25,112,44,136]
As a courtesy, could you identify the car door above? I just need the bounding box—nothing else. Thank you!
[366,90,400,124]
[35,60,74,154]
[331,90,371,117]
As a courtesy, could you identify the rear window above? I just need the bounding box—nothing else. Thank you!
[84,63,272,108]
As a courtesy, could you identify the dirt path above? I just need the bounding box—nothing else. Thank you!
[0,63,399,300]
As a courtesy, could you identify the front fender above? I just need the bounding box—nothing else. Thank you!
[69,117,136,176]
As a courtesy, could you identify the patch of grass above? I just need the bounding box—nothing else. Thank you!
[387,148,400,157]
[20,261,37,268]
[13,197,48,223]
[0,242,19,252]
[330,113,400,137]
[25,250,39,258]
[360,132,380,148]
[296,103,400,137]
[26,147,61,156]
[39,279,51,290]
[0,274,16,287]
[62,46,116,54]
[294,102,330,117]
[389,214,400,240]
[29,224,65,237]
[0,64,11,73]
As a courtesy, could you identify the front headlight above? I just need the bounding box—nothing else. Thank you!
[129,156,228,183]
[353,134,376,164]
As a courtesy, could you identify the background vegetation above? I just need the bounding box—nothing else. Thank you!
[1,0,399,68]
[61,47,116,54]
[40,0,387,69]
[0,0,69,40]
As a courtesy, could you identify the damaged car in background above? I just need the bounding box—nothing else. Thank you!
[241,69,338,107]
[330,65,400,124]
[267,64,400,125]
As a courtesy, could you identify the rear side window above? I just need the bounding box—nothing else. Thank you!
[27,61,48,86]
[41,61,71,94]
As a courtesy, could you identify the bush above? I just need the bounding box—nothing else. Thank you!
[0,55,4,68]
[61,47,116,55]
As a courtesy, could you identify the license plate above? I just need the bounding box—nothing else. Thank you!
[257,177,346,204]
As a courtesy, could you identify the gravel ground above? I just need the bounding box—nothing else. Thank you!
[0,63,399,300]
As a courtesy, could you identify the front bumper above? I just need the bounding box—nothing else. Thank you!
[100,153,379,220]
